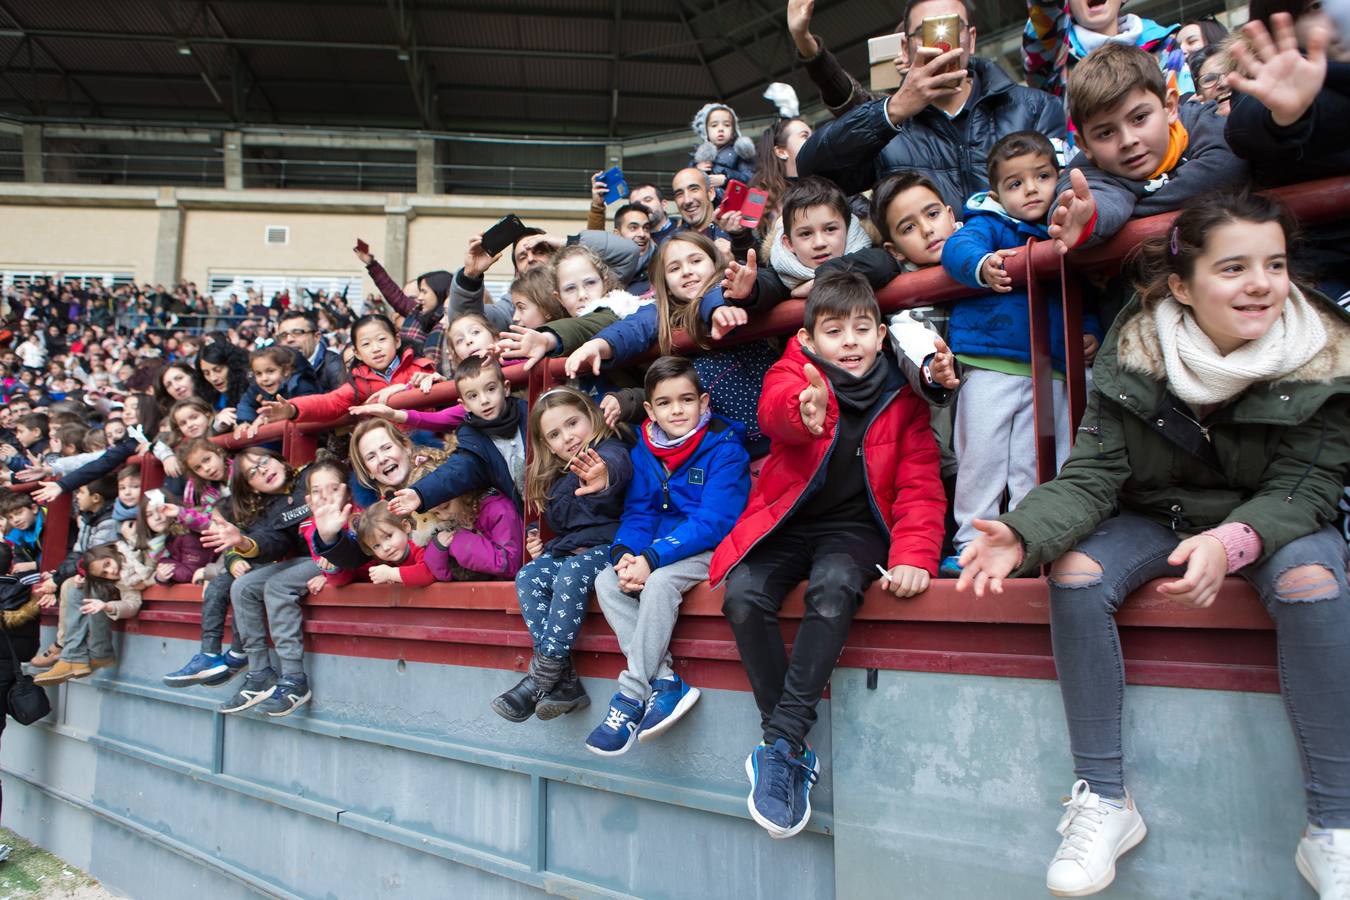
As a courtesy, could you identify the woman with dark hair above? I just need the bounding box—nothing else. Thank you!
[749,116,814,240]
[195,340,251,431]
[1177,14,1229,59]
[959,193,1350,897]
[153,361,209,415]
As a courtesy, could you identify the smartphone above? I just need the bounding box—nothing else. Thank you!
[739,189,769,228]
[868,32,904,92]
[481,214,535,257]
[920,14,963,55]
[717,180,749,217]
[354,238,370,255]
[598,166,629,205]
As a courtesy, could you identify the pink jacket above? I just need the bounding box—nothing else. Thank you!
[425,493,522,580]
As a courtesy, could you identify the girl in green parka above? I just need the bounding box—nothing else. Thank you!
[958,192,1350,898]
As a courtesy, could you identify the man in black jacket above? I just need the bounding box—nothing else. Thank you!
[277,310,346,393]
[796,0,1066,214]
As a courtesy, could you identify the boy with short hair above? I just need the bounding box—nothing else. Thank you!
[389,356,527,517]
[3,494,43,574]
[585,357,750,757]
[1049,42,1248,253]
[940,130,1103,573]
[710,270,946,838]
[30,474,121,668]
[870,171,961,270]
[113,463,142,524]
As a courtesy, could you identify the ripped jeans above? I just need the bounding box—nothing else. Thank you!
[1049,513,1350,826]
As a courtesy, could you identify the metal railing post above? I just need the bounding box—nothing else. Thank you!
[1024,239,1057,486]
[282,421,319,469]
[140,453,166,493]
[1060,259,1088,440]
[39,492,73,573]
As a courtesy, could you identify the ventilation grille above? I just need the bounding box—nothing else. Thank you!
[264,225,290,245]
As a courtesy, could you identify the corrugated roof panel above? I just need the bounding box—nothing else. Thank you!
[617,59,716,96]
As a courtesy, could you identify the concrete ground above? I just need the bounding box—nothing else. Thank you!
[0,830,118,900]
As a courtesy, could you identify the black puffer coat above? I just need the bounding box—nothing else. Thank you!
[796,57,1066,214]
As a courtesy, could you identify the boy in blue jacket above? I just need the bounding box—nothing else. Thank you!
[585,357,750,757]
[389,356,527,516]
[940,130,1102,574]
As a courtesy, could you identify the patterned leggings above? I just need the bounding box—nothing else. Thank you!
[515,545,610,658]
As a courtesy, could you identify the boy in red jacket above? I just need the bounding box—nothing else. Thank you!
[709,268,946,839]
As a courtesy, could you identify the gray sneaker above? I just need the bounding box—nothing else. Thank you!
[219,667,277,714]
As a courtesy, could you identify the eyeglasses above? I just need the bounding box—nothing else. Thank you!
[245,457,269,479]
[278,328,315,338]
[1197,73,1226,89]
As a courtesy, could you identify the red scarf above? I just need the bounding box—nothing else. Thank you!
[642,421,707,474]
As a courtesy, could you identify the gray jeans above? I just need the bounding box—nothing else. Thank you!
[200,570,244,657]
[1050,513,1350,826]
[229,557,319,676]
[59,579,111,664]
[594,551,711,702]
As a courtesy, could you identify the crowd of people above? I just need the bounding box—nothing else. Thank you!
[0,0,1348,895]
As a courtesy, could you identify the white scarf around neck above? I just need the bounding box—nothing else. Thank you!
[1073,14,1144,55]
[768,215,874,289]
[1152,285,1327,405]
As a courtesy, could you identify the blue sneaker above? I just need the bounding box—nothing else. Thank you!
[940,555,964,577]
[203,650,248,686]
[585,692,644,757]
[745,738,821,839]
[257,673,312,718]
[219,667,277,714]
[636,675,701,743]
[163,652,227,687]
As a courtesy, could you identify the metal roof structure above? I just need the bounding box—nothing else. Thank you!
[0,0,1050,135]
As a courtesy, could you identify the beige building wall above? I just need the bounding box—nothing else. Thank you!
[179,209,388,290]
[0,204,160,282]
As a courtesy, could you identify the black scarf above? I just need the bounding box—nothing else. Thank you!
[802,346,890,412]
[465,398,522,440]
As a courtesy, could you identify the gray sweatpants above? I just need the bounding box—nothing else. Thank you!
[229,557,320,675]
[60,579,112,664]
[593,550,711,703]
[953,368,1070,552]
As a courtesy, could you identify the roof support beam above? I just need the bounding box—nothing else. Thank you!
[202,2,278,123]
[0,1,103,117]
[607,0,622,137]
[386,0,439,129]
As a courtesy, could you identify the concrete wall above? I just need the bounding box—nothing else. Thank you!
[0,627,1316,900]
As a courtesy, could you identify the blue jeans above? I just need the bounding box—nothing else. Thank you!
[1049,513,1350,826]
[514,545,609,658]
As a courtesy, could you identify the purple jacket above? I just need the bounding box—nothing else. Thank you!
[425,493,522,580]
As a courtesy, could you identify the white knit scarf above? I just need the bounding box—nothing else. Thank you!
[1152,285,1327,405]
[768,216,874,288]
[1073,14,1145,55]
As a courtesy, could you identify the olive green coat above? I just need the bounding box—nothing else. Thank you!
[1002,289,1350,571]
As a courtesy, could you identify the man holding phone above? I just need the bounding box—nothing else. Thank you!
[796,0,1065,215]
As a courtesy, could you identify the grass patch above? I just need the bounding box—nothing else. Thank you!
[0,829,105,898]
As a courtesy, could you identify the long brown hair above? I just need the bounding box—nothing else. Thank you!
[651,231,725,355]
[1128,191,1298,310]
[524,387,615,514]
[229,446,295,526]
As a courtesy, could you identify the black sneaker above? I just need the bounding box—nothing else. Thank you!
[219,667,277,714]
[258,673,312,718]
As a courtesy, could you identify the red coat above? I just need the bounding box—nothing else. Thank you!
[288,346,434,424]
[709,337,945,586]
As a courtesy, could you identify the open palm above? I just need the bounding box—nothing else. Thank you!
[1229,13,1329,127]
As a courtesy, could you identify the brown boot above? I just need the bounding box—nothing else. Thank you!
[90,657,116,670]
[29,643,63,668]
[33,659,91,686]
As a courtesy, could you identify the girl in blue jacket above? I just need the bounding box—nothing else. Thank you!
[492,387,634,724]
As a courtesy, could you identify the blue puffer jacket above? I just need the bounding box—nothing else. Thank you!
[542,437,634,556]
[687,143,757,189]
[941,192,1100,369]
[409,398,528,512]
[611,417,750,570]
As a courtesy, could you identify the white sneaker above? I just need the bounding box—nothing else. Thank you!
[1046,779,1147,897]
[1297,828,1350,899]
